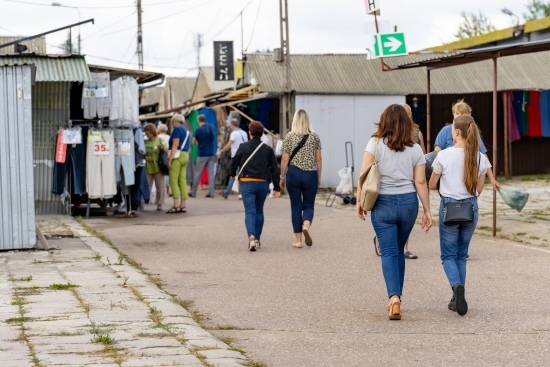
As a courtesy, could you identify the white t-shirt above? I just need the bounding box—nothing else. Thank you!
[432,147,488,200]
[365,137,425,195]
[230,128,248,157]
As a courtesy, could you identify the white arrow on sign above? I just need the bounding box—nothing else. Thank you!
[383,36,402,52]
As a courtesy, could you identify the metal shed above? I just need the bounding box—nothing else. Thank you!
[0,65,36,249]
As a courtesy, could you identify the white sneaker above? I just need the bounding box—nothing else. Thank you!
[238,194,242,200]
[249,240,256,251]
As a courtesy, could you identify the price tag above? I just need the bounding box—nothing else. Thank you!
[115,142,131,156]
[83,88,96,98]
[95,87,109,98]
[93,142,110,156]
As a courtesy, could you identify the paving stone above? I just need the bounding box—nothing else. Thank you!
[35,352,109,366]
[0,359,34,367]
[204,359,248,367]
[187,337,229,349]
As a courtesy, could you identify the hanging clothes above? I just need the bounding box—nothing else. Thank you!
[53,128,87,195]
[522,91,530,134]
[109,76,139,128]
[82,72,110,119]
[526,91,543,137]
[114,129,136,187]
[512,91,525,135]
[504,92,521,142]
[86,129,117,199]
[540,90,550,138]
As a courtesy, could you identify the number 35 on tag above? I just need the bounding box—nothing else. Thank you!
[93,142,110,155]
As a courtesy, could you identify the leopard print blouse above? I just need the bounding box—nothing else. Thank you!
[282,132,322,171]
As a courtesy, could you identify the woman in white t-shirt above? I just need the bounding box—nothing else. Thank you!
[356,104,432,320]
[429,114,488,317]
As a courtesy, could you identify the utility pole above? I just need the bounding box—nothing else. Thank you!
[194,33,203,69]
[137,0,144,70]
[279,0,291,135]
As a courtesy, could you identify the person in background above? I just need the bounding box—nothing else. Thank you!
[429,114,487,316]
[130,122,146,212]
[190,114,216,198]
[158,123,171,197]
[229,121,281,251]
[144,123,168,211]
[166,114,190,214]
[356,104,432,320]
[216,117,248,199]
[434,100,500,190]
[280,109,322,249]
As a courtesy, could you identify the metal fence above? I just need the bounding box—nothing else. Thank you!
[0,65,36,249]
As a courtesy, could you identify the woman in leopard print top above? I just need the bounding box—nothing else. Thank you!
[280,109,322,248]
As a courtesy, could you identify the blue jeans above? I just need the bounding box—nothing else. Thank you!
[240,181,270,240]
[371,193,418,298]
[439,196,478,289]
[286,165,318,233]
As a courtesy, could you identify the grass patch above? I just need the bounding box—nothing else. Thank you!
[218,335,235,345]
[11,300,27,306]
[521,177,535,182]
[532,215,550,221]
[5,317,32,324]
[137,332,170,338]
[149,306,163,326]
[213,325,244,331]
[173,297,195,309]
[529,235,541,240]
[91,332,115,345]
[12,275,33,282]
[190,309,206,326]
[477,226,490,231]
[94,252,102,261]
[128,286,144,302]
[241,361,268,367]
[49,283,79,290]
[76,217,115,247]
[70,288,90,315]
[516,232,527,236]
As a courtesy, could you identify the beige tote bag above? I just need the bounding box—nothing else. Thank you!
[358,138,380,212]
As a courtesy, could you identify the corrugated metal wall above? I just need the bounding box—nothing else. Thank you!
[296,94,405,188]
[0,66,36,249]
[33,82,70,215]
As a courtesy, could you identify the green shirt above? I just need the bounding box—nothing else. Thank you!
[145,137,168,175]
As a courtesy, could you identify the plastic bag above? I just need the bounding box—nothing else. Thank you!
[274,139,283,157]
[498,186,529,212]
[336,167,353,194]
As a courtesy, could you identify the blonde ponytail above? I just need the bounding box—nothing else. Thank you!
[453,115,480,196]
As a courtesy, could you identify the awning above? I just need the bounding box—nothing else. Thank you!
[0,53,91,82]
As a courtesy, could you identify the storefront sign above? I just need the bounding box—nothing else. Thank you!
[214,41,234,81]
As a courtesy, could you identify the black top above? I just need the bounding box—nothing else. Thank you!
[229,137,281,192]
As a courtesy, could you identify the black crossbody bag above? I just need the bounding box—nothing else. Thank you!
[289,134,309,163]
[442,154,481,225]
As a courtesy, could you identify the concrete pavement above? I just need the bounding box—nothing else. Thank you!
[2,178,549,366]
[0,217,246,367]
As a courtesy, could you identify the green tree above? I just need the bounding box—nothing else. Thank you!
[454,11,496,40]
[523,0,550,21]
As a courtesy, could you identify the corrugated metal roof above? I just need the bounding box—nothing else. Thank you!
[0,54,91,82]
[245,53,427,95]
[246,51,550,95]
[165,77,196,105]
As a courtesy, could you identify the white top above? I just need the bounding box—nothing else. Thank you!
[365,138,426,195]
[109,76,139,128]
[230,128,248,158]
[432,147,488,200]
[159,133,170,149]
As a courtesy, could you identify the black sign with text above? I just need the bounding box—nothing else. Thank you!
[213,41,234,81]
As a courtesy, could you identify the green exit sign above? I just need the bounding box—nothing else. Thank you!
[373,32,408,57]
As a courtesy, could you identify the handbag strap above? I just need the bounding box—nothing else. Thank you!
[289,134,309,163]
[237,142,265,179]
[178,130,189,152]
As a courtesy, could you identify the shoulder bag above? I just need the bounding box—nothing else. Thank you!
[173,130,189,159]
[289,134,309,164]
[158,141,170,175]
[232,142,265,193]
[442,154,481,225]
[358,138,380,212]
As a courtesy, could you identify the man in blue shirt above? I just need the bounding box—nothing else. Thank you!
[434,101,500,190]
[190,114,216,197]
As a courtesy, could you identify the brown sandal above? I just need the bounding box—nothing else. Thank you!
[388,295,401,320]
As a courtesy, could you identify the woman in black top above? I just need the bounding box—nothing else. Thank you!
[229,121,281,251]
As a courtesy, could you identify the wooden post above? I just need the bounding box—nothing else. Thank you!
[492,56,498,238]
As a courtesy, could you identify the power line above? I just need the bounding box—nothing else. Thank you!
[244,0,263,52]
[84,0,220,39]
[2,0,202,9]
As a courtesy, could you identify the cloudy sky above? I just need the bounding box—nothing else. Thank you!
[0,0,532,77]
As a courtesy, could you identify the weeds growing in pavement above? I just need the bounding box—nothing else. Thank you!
[49,283,79,290]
